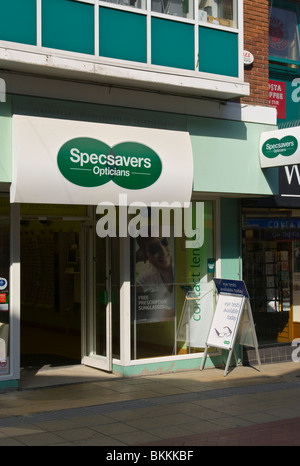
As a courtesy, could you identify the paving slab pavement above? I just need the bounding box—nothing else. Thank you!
[142,416,300,446]
[0,361,300,447]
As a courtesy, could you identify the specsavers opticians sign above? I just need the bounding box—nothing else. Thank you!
[11,116,193,206]
[260,127,300,168]
[57,138,162,189]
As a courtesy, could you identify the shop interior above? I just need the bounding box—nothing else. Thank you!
[20,218,82,368]
[19,201,216,369]
[243,210,300,345]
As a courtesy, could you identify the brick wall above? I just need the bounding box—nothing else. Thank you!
[239,0,270,107]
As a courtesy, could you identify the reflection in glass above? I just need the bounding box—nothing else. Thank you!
[101,0,147,9]
[130,201,215,360]
[100,0,239,24]
[151,0,194,19]
[269,7,300,63]
[0,196,9,376]
[198,0,237,28]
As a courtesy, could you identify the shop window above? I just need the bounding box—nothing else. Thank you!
[242,212,298,345]
[269,4,300,65]
[0,196,10,377]
[130,201,215,360]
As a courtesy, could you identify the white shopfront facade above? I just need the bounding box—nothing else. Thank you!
[0,79,277,389]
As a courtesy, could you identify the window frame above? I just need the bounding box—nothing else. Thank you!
[0,0,247,100]
[50,0,243,78]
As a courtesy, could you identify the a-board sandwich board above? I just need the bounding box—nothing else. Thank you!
[175,286,199,354]
[200,279,261,376]
[175,283,214,354]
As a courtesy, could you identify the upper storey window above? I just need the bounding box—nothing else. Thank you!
[101,0,146,9]
[198,0,237,28]
[101,0,237,24]
[0,0,247,99]
[269,3,300,65]
[151,0,194,20]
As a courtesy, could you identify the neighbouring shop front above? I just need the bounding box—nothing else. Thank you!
[240,0,300,364]
[241,114,300,363]
[242,210,300,344]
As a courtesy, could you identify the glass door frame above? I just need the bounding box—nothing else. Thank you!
[81,223,113,372]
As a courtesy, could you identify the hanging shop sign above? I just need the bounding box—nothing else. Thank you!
[260,127,300,168]
[279,164,300,198]
[11,115,193,206]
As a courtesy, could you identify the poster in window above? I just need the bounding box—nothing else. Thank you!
[269,7,300,63]
[135,236,175,323]
[269,80,286,120]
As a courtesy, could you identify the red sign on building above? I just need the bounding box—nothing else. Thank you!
[269,80,286,120]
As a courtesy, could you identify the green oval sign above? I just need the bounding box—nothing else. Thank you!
[57,138,111,187]
[262,135,298,159]
[110,142,162,190]
[57,138,162,189]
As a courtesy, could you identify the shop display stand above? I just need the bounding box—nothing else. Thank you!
[175,287,200,354]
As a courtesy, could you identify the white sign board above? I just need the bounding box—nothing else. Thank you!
[206,294,244,350]
[243,50,254,66]
[11,115,193,206]
[260,126,300,168]
[200,279,261,376]
[177,282,213,349]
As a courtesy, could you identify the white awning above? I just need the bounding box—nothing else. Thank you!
[11,115,193,206]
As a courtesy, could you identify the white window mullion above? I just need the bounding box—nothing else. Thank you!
[95,0,99,56]
[238,0,243,80]
[36,0,42,47]
[194,0,198,71]
[147,0,151,65]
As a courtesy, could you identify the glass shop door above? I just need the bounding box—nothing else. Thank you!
[82,225,112,372]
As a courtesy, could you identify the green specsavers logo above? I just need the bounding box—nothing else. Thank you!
[57,138,162,189]
[262,135,298,159]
